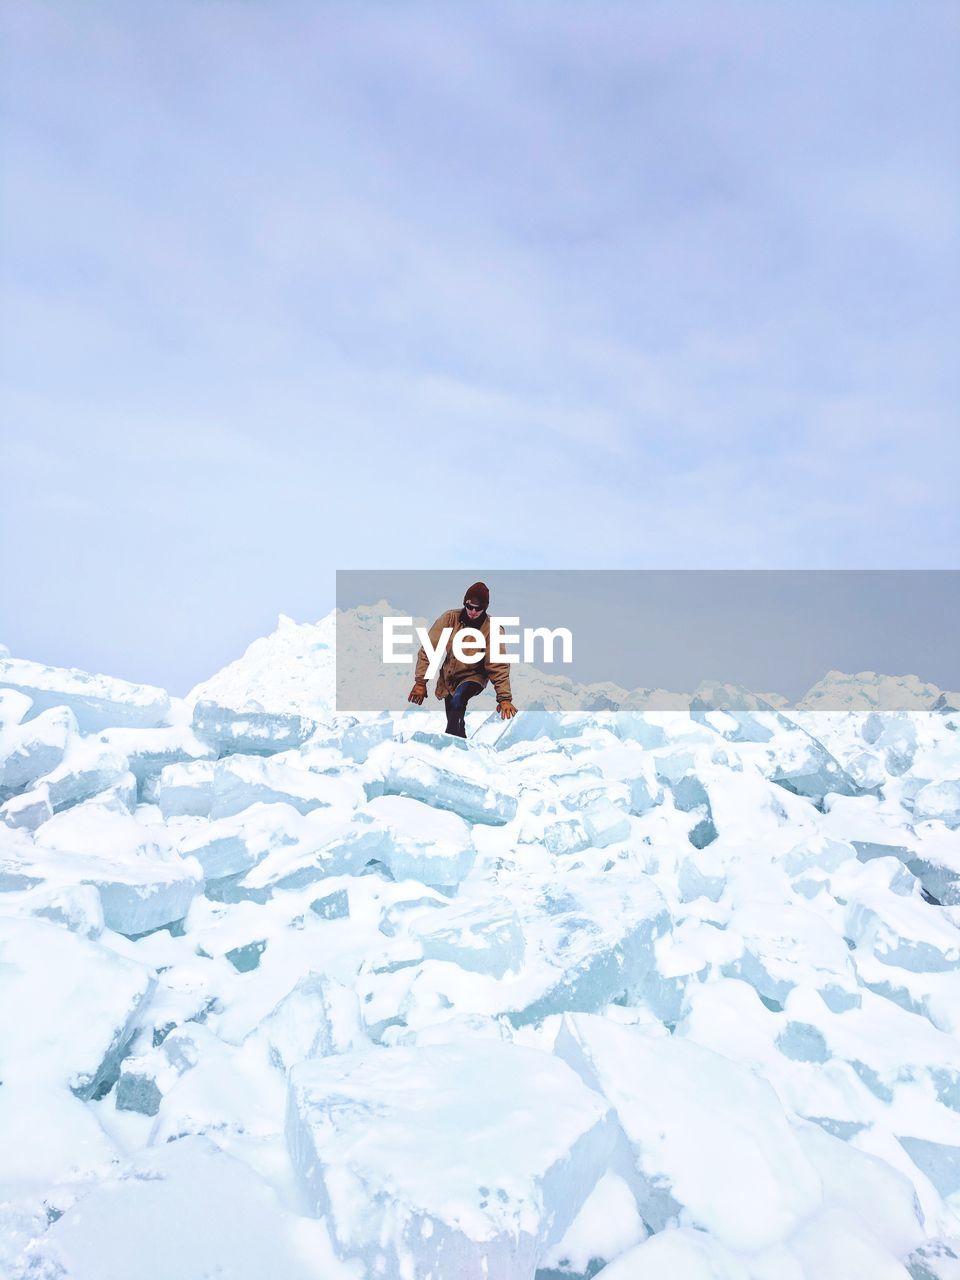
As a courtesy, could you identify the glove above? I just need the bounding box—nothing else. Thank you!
[408,682,427,705]
[498,700,518,720]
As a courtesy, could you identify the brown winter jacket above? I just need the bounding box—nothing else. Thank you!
[414,609,513,703]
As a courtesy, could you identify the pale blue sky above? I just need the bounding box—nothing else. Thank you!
[1,2,957,694]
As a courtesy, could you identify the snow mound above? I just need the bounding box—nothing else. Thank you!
[2,617,960,1278]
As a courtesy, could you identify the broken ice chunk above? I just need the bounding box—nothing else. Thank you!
[191,698,315,755]
[613,711,667,748]
[677,856,726,904]
[373,746,518,825]
[177,801,304,882]
[95,860,202,937]
[0,687,31,728]
[664,772,718,848]
[0,916,155,1099]
[862,711,918,776]
[339,716,394,762]
[96,723,215,798]
[913,781,960,831]
[113,1018,227,1111]
[0,828,46,890]
[513,875,670,1026]
[581,798,631,849]
[907,849,960,908]
[626,773,662,816]
[226,938,268,971]
[210,752,362,819]
[782,834,857,876]
[248,972,362,1073]
[776,1021,830,1063]
[0,655,171,731]
[310,887,350,920]
[286,1040,616,1276]
[157,758,217,818]
[0,784,53,830]
[492,710,593,750]
[411,899,525,979]
[536,1171,646,1278]
[853,839,917,871]
[721,901,856,1007]
[653,748,702,784]
[18,882,105,939]
[906,1238,960,1279]
[690,681,786,743]
[845,891,960,973]
[0,704,76,793]
[19,1135,340,1280]
[897,1136,960,1199]
[555,1013,822,1252]
[377,889,448,937]
[185,612,333,714]
[95,769,140,812]
[33,804,203,935]
[142,1028,291,1146]
[362,794,476,887]
[116,1056,172,1116]
[769,733,866,806]
[408,728,478,752]
[551,767,616,812]
[225,813,385,898]
[543,816,591,856]
[846,750,888,789]
[38,736,130,812]
[115,1024,209,1116]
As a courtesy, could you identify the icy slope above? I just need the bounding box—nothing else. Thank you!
[1,617,959,1279]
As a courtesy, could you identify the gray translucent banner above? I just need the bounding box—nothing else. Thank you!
[335,570,960,713]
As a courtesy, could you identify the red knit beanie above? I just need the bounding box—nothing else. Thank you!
[463,581,490,609]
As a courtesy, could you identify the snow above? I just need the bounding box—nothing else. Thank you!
[18,1136,352,1280]
[210,750,363,818]
[248,970,363,1071]
[2,611,960,1277]
[156,757,217,817]
[176,800,306,881]
[27,802,203,935]
[362,793,477,886]
[412,897,525,978]
[286,1040,616,1276]
[800,670,948,711]
[537,1171,647,1276]
[371,738,519,825]
[556,1012,823,1252]
[0,655,170,730]
[96,723,214,794]
[915,781,960,830]
[186,612,336,722]
[0,705,76,792]
[0,916,155,1097]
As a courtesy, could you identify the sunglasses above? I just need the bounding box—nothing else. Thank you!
[464,602,484,611]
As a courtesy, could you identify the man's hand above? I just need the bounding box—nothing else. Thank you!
[408,682,427,705]
[498,700,518,720]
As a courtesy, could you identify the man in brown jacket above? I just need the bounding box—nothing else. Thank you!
[407,581,519,737]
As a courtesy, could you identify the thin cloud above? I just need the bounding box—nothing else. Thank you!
[1,1,956,689]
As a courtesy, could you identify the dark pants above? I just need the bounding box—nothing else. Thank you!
[444,679,482,737]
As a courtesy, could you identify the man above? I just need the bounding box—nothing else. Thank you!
[407,581,519,737]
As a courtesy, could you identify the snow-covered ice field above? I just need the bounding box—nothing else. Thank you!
[2,612,960,1279]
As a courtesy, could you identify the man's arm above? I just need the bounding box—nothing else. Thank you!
[484,649,513,704]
